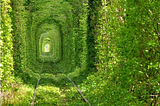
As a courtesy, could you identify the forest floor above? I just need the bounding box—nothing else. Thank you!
[1,63,88,106]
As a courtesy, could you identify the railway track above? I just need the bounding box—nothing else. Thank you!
[30,60,91,106]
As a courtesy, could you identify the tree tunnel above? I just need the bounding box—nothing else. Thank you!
[8,0,92,89]
[37,22,61,63]
[4,0,92,105]
[22,0,79,86]
[2,0,159,105]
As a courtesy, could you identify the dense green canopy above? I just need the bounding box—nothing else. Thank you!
[1,0,160,105]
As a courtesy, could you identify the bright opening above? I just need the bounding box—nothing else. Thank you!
[45,44,50,52]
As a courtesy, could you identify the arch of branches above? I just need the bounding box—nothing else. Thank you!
[38,22,61,62]
[10,0,89,87]
[2,0,160,105]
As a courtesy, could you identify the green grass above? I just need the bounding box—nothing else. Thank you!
[1,83,34,106]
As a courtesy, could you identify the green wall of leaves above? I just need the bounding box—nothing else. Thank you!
[1,0,159,105]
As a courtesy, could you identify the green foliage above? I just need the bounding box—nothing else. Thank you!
[92,0,160,105]
[2,0,160,105]
[35,86,60,105]
[66,72,145,105]
[1,0,14,91]
[11,0,28,76]
[1,78,33,105]
[38,23,61,62]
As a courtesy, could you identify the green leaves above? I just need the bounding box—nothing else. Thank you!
[1,0,160,105]
[1,0,15,92]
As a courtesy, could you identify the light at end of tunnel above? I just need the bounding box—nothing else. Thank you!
[45,44,50,52]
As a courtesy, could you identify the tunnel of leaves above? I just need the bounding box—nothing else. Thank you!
[11,0,91,93]
[1,0,160,105]
[38,22,61,62]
